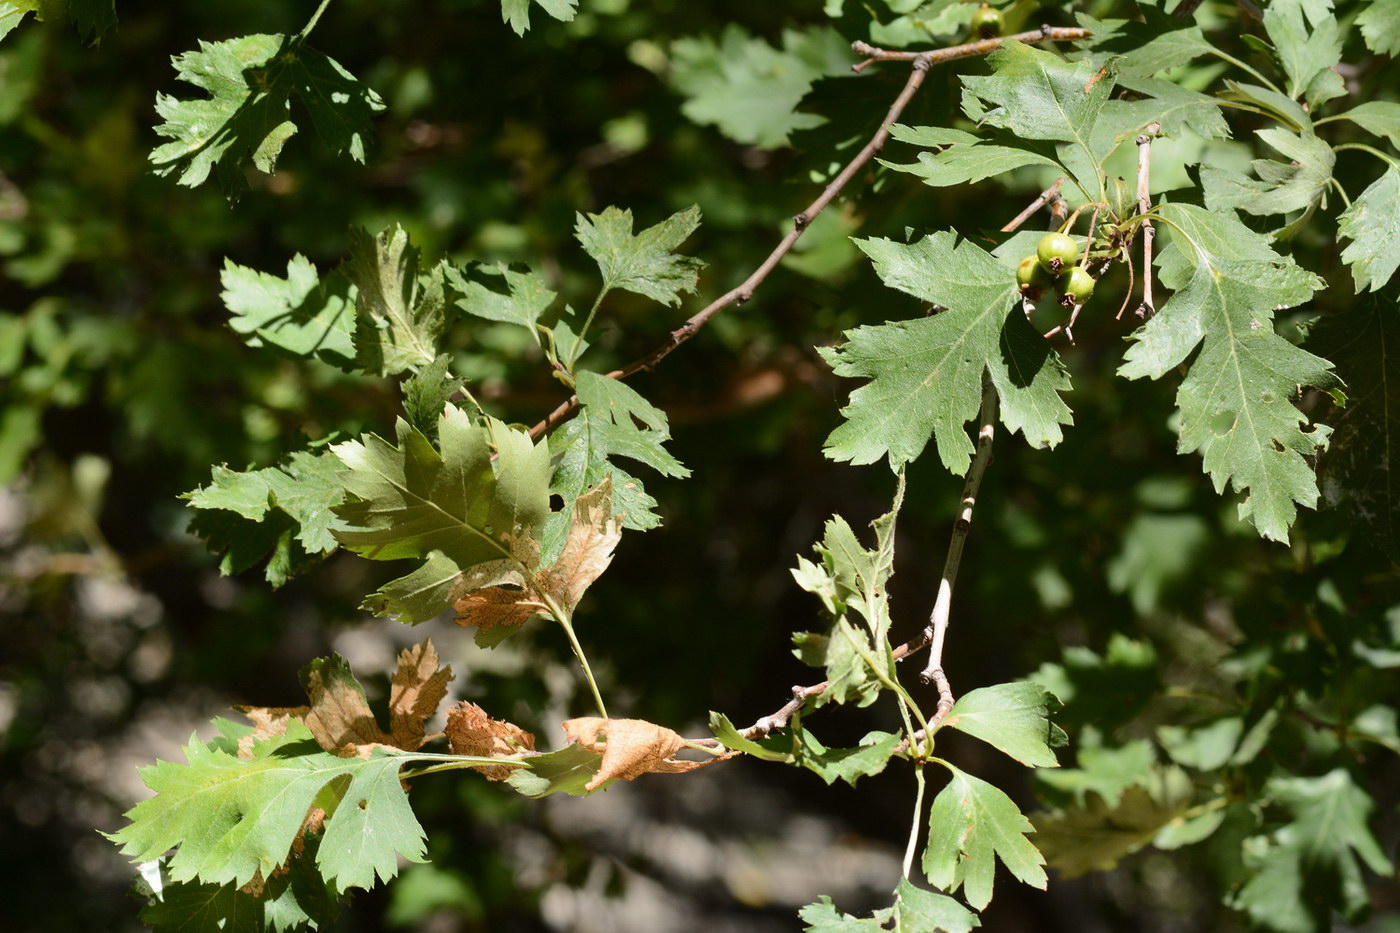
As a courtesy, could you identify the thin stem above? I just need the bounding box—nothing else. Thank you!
[920,376,998,723]
[299,0,334,40]
[566,287,610,371]
[1327,176,1352,210]
[901,763,927,880]
[1209,49,1283,96]
[1334,142,1400,166]
[1312,113,1348,127]
[539,591,610,718]
[525,26,1092,441]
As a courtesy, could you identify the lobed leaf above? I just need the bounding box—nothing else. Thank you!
[1337,166,1400,293]
[1119,203,1340,542]
[185,449,347,587]
[331,407,551,622]
[499,0,577,36]
[342,224,446,377]
[574,205,704,307]
[669,25,852,149]
[823,232,1072,473]
[220,254,357,369]
[1231,769,1393,932]
[939,682,1065,769]
[1032,766,1194,878]
[923,762,1046,911]
[109,721,427,895]
[151,34,383,196]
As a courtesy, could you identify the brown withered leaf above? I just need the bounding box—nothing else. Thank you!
[452,479,621,632]
[453,585,546,632]
[445,702,535,781]
[387,639,454,750]
[541,479,621,614]
[232,705,310,759]
[562,716,711,791]
[300,654,393,755]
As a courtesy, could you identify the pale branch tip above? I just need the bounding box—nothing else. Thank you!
[1134,122,1161,320]
[526,25,1091,443]
[919,376,999,719]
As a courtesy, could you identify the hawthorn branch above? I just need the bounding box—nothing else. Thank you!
[526,25,1092,440]
[919,375,998,722]
[1134,122,1160,320]
[1001,178,1064,233]
[850,26,1092,72]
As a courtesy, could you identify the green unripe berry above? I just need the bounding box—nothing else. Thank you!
[970,4,1003,38]
[1016,254,1052,297]
[1058,265,1096,305]
[1037,232,1079,276]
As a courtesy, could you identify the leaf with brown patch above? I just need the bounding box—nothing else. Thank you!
[232,705,311,759]
[445,702,536,780]
[453,479,621,634]
[388,639,454,750]
[562,716,711,791]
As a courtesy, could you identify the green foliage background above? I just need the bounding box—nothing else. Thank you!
[1,0,1398,930]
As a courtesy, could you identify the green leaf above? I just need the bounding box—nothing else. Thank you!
[1036,734,1157,808]
[823,232,1072,473]
[1032,767,1194,878]
[1106,513,1210,614]
[140,879,264,933]
[1240,128,1335,219]
[819,618,883,707]
[499,0,578,36]
[505,744,606,797]
[331,408,551,622]
[798,896,890,932]
[342,224,446,377]
[0,3,35,42]
[1118,203,1340,542]
[1231,769,1394,932]
[402,354,463,444]
[1219,80,1312,133]
[894,879,980,933]
[1309,299,1400,560]
[543,371,688,551]
[151,34,383,196]
[881,143,1059,188]
[1157,717,1244,771]
[1074,10,1213,77]
[1358,0,1400,55]
[1263,0,1345,109]
[794,728,900,786]
[573,371,688,480]
[0,0,114,43]
[109,721,427,895]
[797,508,899,637]
[1110,75,1229,141]
[961,40,1112,197]
[669,25,852,149]
[575,205,704,307]
[923,762,1046,910]
[708,711,792,762]
[185,449,347,587]
[220,254,357,368]
[445,261,555,339]
[1336,100,1400,149]
[939,682,1065,769]
[1337,166,1400,293]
